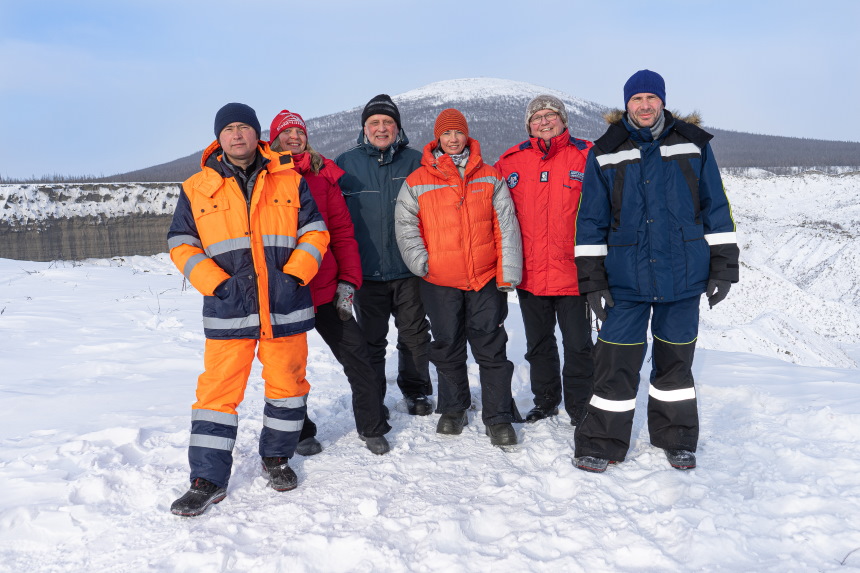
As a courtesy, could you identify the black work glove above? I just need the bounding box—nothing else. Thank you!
[586,289,614,322]
[706,279,731,308]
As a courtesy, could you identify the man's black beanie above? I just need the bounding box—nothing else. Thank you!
[361,94,402,129]
[214,102,261,140]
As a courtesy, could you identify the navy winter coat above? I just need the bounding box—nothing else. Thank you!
[575,111,739,303]
[335,130,422,282]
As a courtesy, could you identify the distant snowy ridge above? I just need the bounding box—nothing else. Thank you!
[698,172,860,368]
[394,77,604,113]
[333,77,608,124]
[0,182,178,225]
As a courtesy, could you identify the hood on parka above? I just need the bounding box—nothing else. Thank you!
[604,109,702,127]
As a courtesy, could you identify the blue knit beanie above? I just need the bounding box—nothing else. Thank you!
[214,103,261,139]
[623,70,666,106]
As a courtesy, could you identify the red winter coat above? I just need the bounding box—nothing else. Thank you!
[495,129,593,296]
[291,151,363,307]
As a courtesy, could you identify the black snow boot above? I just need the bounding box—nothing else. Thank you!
[436,411,468,435]
[404,394,433,416]
[261,457,298,491]
[573,456,611,473]
[485,423,517,446]
[170,477,227,517]
[295,437,323,456]
[525,405,558,423]
[359,434,391,455]
[664,449,696,470]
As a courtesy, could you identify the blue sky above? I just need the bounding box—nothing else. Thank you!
[1,0,857,179]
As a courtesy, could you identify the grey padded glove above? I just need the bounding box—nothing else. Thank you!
[706,279,731,308]
[586,289,614,322]
[334,281,356,321]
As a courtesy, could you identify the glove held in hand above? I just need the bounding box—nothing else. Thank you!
[334,281,355,321]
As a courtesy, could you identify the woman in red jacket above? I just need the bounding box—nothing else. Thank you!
[395,109,523,446]
[269,110,391,455]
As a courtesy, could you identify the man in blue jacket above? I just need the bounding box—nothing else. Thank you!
[335,95,432,416]
[573,70,739,473]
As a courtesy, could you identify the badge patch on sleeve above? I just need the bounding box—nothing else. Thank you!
[506,172,519,189]
[569,170,584,182]
[540,171,549,182]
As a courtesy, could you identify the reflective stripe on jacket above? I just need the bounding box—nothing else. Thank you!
[574,111,739,302]
[395,139,522,291]
[167,140,330,339]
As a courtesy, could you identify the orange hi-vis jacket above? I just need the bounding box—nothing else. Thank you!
[394,139,522,292]
[168,140,329,340]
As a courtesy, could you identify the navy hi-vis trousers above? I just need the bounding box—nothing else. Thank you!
[188,335,309,488]
[574,296,700,462]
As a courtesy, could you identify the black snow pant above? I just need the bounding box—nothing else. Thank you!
[574,296,700,462]
[420,280,521,426]
[517,289,594,418]
[352,277,432,399]
[300,302,391,440]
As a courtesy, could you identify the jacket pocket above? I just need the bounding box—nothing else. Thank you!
[605,227,640,292]
[203,274,250,319]
[681,224,710,289]
[268,269,300,314]
[191,194,233,244]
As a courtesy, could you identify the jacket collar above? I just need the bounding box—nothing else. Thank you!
[421,139,483,179]
[529,128,572,160]
[196,140,289,197]
[622,110,675,145]
[354,128,411,165]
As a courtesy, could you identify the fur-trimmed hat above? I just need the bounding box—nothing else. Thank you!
[214,102,261,140]
[525,95,568,134]
[434,108,469,140]
[361,94,402,129]
[623,69,666,106]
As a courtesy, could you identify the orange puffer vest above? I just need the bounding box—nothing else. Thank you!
[395,139,521,291]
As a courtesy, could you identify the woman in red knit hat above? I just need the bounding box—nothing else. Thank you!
[394,108,524,446]
[269,110,392,455]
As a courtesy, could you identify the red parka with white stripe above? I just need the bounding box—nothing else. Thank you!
[167,141,329,340]
[494,129,593,296]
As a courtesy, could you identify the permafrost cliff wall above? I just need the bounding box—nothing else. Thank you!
[0,183,179,261]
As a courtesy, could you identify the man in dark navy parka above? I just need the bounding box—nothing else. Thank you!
[572,70,739,473]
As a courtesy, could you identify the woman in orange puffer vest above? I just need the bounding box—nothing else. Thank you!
[395,108,523,446]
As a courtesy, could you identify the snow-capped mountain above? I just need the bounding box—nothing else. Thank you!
[102,78,859,183]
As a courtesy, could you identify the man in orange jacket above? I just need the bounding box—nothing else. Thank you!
[167,103,329,517]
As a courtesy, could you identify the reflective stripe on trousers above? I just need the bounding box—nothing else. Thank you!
[574,296,700,461]
[187,335,310,487]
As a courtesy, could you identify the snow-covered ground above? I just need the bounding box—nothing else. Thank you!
[1,173,859,572]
